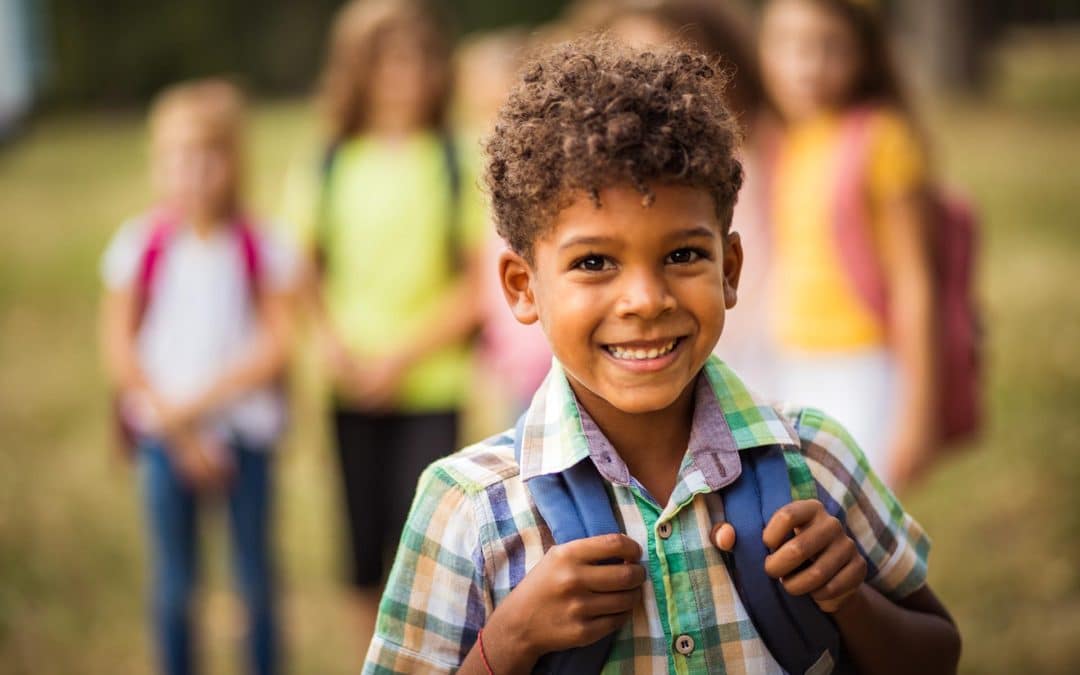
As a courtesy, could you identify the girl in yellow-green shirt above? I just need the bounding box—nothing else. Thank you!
[757,0,937,491]
[281,0,483,654]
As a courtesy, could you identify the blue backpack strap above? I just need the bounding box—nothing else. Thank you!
[512,415,621,675]
[723,445,846,675]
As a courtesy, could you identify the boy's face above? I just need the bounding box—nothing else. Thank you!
[500,184,742,415]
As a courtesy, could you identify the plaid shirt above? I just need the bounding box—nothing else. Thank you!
[364,356,931,674]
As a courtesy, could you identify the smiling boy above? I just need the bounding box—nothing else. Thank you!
[362,39,960,675]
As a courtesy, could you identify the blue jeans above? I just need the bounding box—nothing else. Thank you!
[139,440,278,675]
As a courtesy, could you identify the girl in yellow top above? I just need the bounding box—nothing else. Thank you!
[280,0,484,655]
[758,0,937,490]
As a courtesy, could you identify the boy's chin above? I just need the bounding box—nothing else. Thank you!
[591,382,692,416]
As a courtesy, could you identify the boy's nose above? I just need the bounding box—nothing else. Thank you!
[614,269,676,319]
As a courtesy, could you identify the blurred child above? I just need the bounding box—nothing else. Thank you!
[280,0,484,654]
[562,0,781,393]
[758,0,938,489]
[363,37,960,675]
[100,80,298,675]
[455,29,552,423]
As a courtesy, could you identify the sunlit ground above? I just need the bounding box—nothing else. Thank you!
[2,31,1079,674]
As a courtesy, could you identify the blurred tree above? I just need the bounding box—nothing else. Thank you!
[42,0,572,107]
[39,0,1080,106]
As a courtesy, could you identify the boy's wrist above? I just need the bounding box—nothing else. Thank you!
[830,583,872,623]
[481,602,543,674]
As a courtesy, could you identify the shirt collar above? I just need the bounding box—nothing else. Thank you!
[518,354,801,486]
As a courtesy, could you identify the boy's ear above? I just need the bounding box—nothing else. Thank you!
[722,231,744,310]
[498,248,540,325]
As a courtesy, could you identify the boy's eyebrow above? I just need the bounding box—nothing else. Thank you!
[558,235,620,251]
[557,226,717,252]
[668,225,718,240]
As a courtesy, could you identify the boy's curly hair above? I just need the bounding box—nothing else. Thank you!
[485,37,744,260]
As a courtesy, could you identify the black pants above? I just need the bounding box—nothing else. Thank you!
[332,408,459,588]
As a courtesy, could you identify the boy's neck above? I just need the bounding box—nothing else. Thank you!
[569,376,697,507]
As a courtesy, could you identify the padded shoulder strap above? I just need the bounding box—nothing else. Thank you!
[512,415,621,675]
[834,108,888,323]
[723,445,846,675]
[439,133,465,273]
[313,142,341,272]
[134,211,178,326]
[233,215,262,298]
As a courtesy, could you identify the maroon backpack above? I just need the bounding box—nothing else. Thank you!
[833,109,982,444]
[112,210,262,456]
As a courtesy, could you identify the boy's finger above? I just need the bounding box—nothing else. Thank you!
[761,500,822,550]
[763,511,841,578]
[565,534,643,563]
[711,522,736,552]
[585,587,642,617]
[578,612,633,646]
[580,561,647,592]
[778,535,855,596]
[812,556,867,612]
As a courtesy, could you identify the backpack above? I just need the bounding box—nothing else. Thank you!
[833,109,982,444]
[111,210,263,457]
[315,134,464,274]
[513,414,851,675]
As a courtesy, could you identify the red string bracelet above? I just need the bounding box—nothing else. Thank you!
[477,628,495,675]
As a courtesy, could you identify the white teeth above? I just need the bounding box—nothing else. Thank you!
[606,339,678,361]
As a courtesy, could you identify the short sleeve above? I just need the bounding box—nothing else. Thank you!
[362,463,490,674]
[868,110,927,205]
[792,407,931,601]
[100,216,152,290]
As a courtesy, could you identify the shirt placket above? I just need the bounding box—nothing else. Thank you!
[633,481,714,675]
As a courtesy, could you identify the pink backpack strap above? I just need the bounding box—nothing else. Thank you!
[833,107,889,324]
[134,209,178,325]
[233,215,263,299]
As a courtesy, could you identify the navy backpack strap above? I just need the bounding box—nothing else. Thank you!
[723,445,845,675]
[513,415,621,675]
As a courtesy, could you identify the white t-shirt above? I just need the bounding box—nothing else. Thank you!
[101,215,300,448]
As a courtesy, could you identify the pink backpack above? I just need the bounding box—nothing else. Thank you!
[113,210,263,456]
[834,109,982,445]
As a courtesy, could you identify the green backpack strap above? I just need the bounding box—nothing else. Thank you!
[313,141,341,273]
[439,133,464,274]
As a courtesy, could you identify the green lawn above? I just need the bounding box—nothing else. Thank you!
[2,33,1079,674]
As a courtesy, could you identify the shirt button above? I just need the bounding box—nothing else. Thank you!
[657,521,673,539]
[674,634,695,655]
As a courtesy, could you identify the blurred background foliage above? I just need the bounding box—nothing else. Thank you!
[35,0,1080,107]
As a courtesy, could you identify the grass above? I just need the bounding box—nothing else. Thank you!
[2,32,1080,674]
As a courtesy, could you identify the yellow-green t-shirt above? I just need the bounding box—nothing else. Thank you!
[281,132,486,410]
[771,108,926,351]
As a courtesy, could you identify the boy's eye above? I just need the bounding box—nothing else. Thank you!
[666,248,707,265]
[573,255,613,272]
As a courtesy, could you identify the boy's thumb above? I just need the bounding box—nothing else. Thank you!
[711,522,736,552]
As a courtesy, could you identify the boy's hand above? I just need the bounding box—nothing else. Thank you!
[762,500,867,613]
[482,534,646,670]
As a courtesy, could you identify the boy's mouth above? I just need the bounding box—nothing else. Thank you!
[603,337,684,362]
